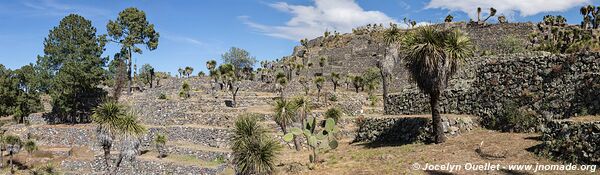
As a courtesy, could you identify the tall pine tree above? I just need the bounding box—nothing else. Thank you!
[36,14,108,124]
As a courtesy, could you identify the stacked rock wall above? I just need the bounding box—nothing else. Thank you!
[353,115,477,144]
[386,52,600,120]
[285,23,535,93]
[540,120,600,164]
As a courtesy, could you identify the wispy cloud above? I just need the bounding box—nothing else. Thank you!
[426,0,590,19]
[164,35,205,47]
[241,0,398,41]
[18,0,110,18]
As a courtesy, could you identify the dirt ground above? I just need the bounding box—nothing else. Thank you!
[274,128,597,175]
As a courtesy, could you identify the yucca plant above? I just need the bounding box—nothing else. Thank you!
[155,134,167,158]
[402,26,474,143]
[324,107,342,124]
[179,81,191,99]
[24,139,38,164]
[113,112,146,172]
[92,101,125,170]
[231,115,281,175]
[314,76,325,102]
[31,163,59,175]
[273,99,301,151]
[330,72,340,92]
[92,101,147,173]
[4,135,21,173]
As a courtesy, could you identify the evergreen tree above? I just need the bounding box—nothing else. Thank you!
[36,14,108,124]
[107,7,160,94]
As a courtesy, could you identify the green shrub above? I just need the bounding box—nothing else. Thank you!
[328,93,338,102]
[158,93,167,100]
[486,101,539,132]
[179,81,191,99]
[368,95,378,106]
[324,107,342,124]
[499,36,527,54]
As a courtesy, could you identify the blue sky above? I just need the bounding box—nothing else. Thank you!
[1,0,598,74]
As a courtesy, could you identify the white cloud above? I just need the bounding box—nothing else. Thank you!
[241,0,398,41]
[426,0,590,18]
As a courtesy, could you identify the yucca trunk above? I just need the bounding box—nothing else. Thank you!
[103,145,111,171]
[9,153,13,173]
[0,149,3,168]
[430,94,446,143]
[381,73,389,113]
[127,47,133,95]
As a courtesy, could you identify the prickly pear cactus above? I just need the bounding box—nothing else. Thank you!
[283,117,339,163]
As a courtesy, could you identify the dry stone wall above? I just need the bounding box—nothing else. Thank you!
[539,120,600,165]
[353,115,477,144]
[386,52,600,121]
[285,23,535,93]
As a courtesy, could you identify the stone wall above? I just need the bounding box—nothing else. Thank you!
[353,115,477,144]
[284,23,535,93]
[61,156,228,175]
[386,52,600,123]
[539,120,600,165]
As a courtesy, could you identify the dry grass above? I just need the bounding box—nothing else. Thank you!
[139,151,223,167]
[274,128,597,175]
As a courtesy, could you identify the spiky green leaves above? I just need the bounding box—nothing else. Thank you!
[402,27,473,96]
[231,114,280,175]
[92,101,147,137]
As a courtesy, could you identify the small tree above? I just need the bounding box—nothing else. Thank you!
[402,27,474,143]
[219,64,240,107]
[5,135,21,173]
[318,57,327,75]
[445,15,454,23]
[314,76,325,103]
[231,115,280,175]
[139,64,155,88]
[154,134,167,158]
[298,76,311,95]
[352,76,363,93]
[177,68,184,78]
[324,107,342,124]
[221,47,256,78]
[273,99,301,151]
[184,66,194,78]
[179,81,191,99]
[276,72,288,99]
[330,72,340,92]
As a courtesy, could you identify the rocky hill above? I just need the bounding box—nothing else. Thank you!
[282,22,534,93]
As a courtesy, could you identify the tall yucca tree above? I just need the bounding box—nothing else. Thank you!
[4,135,21,173]
[92,101,124,170]
[113,113,146,172]
[231,115,280,175]
[402,27,473,143]
[92,101,147,173]
[380,23,402,113]
[273,99,301,151]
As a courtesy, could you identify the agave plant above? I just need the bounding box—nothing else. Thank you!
[231,115,281,175]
